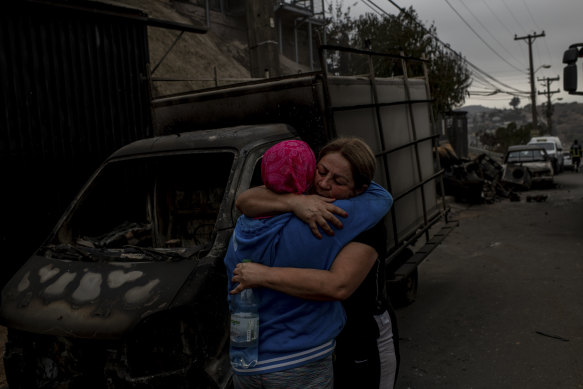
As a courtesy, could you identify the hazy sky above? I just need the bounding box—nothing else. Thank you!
[349,0,583,109]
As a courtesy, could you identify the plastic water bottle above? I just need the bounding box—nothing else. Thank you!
[230,268,259,369]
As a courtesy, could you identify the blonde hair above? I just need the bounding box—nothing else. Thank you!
[319,137,376,190]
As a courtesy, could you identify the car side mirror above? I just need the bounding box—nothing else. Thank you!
[563,45,583,94]
[563,47,579,64]
[564,64,578,92]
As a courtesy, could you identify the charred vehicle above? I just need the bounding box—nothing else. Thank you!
[1,125,287,389]
[1,44,457,388]
[502,145,555,189]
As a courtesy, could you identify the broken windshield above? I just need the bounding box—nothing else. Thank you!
[47,151,234,260]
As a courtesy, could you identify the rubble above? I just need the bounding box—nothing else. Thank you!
[438,144,521,204]
[526,195,548,202]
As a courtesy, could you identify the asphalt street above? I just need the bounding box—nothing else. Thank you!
[2,173,582,389]
[394,171,583,389]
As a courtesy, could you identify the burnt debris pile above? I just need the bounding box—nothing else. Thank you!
[438,144,521,204]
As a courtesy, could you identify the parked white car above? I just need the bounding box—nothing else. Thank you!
[527,136,564,173]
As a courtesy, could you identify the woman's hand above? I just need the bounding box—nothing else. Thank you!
[236,186,348,239]
[230,262,271,294]
[289,194,348,239]
[229,242,378,300]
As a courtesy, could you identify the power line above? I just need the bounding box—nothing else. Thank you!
[441,0,525,73]
[513,0,552,72]
[361,0,386,16]
[454,0,525,71]
[381,0,528,95]
[482,1,523,55]
[354,0,530,98]
[468,90,527,97]
[499,0,527,36]
[521,0,542,32]
[467,95,524,102]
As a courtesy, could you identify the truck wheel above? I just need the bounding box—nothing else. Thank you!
[391,269,418,308]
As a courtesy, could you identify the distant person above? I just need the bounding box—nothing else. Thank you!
[570,140,581,172]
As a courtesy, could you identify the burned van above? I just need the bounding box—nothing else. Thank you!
[1,124,295,388]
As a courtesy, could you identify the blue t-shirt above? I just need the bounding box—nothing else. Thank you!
[224,182,393,375]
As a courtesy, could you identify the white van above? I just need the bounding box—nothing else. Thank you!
[527,136,564,173]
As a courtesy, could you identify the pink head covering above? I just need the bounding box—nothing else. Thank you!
[261,140,316,194]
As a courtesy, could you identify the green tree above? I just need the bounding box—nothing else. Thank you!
[478,130,498,151]
[323,3,471,115]
[323,1,356,75]
[509,96,520,110]
[494,122,530,153]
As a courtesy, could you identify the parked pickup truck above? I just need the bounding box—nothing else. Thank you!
[1,46,457,389]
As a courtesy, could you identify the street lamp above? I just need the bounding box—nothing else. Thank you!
[528,64,551,132]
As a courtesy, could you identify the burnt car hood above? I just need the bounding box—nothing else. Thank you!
[0,254,197,339]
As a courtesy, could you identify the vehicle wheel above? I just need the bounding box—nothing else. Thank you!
[389,268,418,308]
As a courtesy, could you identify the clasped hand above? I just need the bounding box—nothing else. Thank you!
[230,262,267,294]
[291,194,347,239]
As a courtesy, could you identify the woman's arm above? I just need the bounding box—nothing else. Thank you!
[236,186,348,238]
[230,241,377,301]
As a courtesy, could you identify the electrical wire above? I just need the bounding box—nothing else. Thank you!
[521,0,542,32]
[482,1,523,52]
[453,0,525,71]
[361,0,385,16]
[521,0,552,62]
[442,0,525,73]
[353,0,531,99]
[381,0,528,96]
[499,0,527,36]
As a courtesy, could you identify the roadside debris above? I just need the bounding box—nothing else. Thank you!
[526,195,548,202]
[535,330,569,342]
[501,164,532,190]
[438,143,520,204]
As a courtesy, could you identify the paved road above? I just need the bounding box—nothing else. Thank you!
[394,171,583,389]
[2,173,582,389]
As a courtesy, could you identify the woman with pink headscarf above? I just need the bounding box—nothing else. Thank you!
[224,139,392,388]
[232,137,399,389]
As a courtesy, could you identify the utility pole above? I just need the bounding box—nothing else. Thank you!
[246,0,280,78]
[537,76,560,135]
[514,31,546,132]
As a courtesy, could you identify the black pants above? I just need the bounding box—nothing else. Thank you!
[333,315,381,389]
